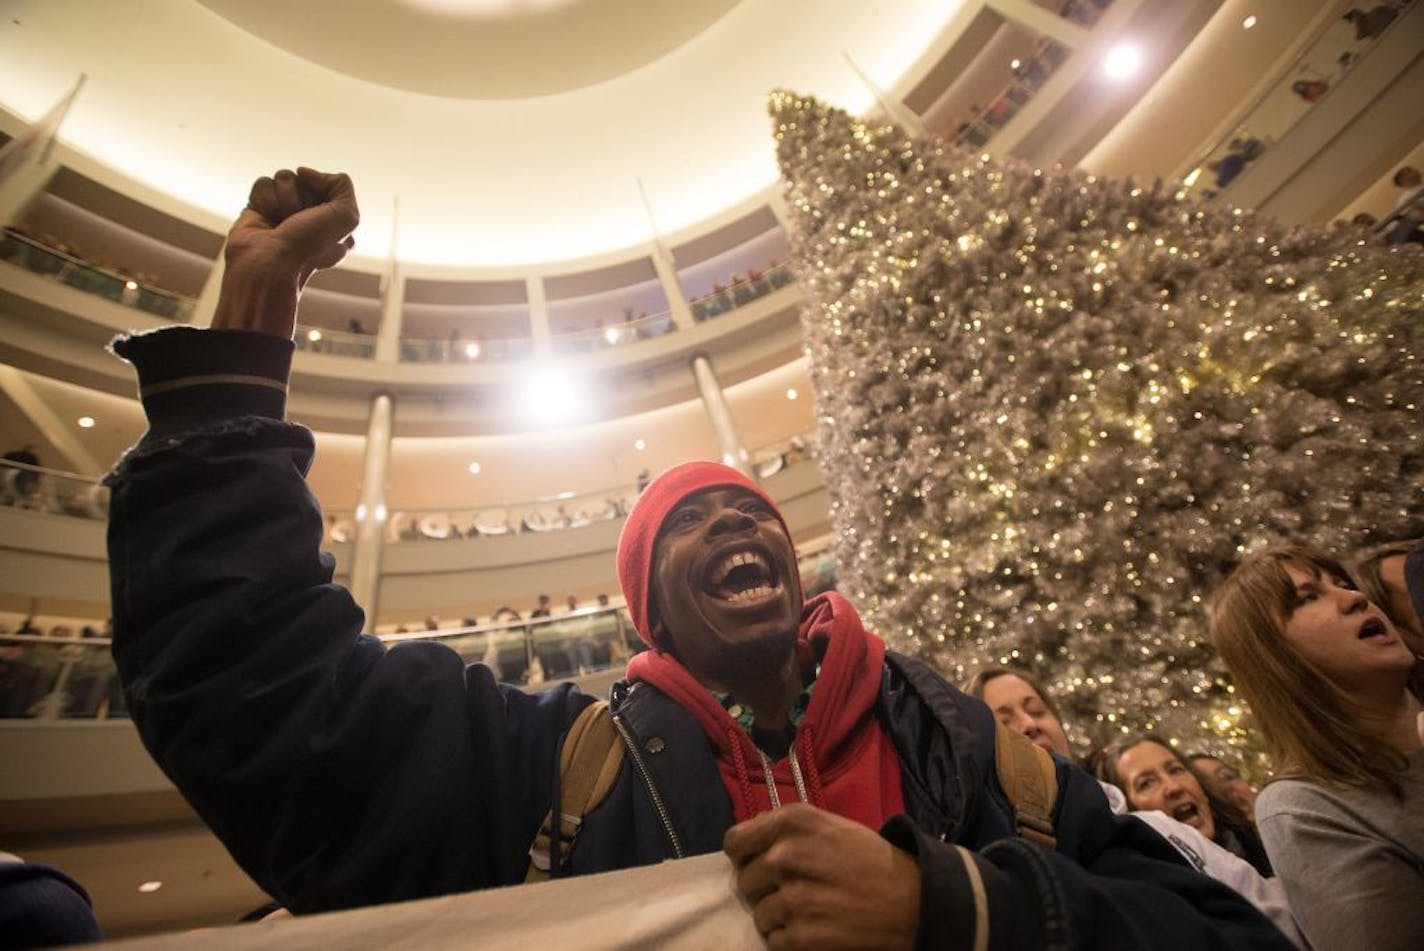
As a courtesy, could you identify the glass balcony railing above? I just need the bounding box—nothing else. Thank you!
[688,260,796,323]
[399,334,536,365]
[295,323,377,359]
[0,228,194,321]
[948,38,1070,150]
[325,427,818,546]
[1177,0,1414,201]
[550,309,678,356]
[0,460,108,520]
[0,608,647,719]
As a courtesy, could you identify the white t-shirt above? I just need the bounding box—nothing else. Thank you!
[1100,781,1305,947]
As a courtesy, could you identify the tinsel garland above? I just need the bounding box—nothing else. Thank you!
[770,91,1424,770]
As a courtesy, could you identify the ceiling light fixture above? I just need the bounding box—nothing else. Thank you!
[138,881,163,893]
[786,388,799,401]
[1102,44,1143,81]
[465,342,481,359]
[307,329,322,342]
[518,366,591,426]
[1242,15,1257,29]
[468,462,481,475]
[634,438,646,451]
[124,280,138,290]
[77,415,96,428]
[1010,58,1021,70]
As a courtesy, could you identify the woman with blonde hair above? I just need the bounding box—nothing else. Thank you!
[1210,544,1424,951]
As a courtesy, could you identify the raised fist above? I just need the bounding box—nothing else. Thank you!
[213,168,359,339]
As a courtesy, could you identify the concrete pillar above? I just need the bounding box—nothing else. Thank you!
[690,353,752,478]
[650,243,696,330]
[375,268,405,364]
[348,392,394,625]
[527,277,551,357]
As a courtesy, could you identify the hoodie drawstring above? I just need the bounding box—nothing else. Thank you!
[794,724,827,808]
[728,726,759,819]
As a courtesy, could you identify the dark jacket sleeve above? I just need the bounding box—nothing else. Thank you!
[885,761,1292,951]
[105,326,589,914]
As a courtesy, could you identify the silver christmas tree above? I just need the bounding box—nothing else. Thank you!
[771,91,1424,766]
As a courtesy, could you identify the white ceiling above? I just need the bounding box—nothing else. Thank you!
[0,0,968,267]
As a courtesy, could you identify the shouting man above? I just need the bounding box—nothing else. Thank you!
[105,169,1290,949]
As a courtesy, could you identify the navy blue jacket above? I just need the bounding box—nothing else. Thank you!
[106,327,1290,950]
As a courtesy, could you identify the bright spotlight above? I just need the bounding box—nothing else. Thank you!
[468,461,482,475]
[77,415,96,428]
[1103,44,1143,81]
[307,329,322,342]
[519,366,591,425]
[786,388,799,401]
[603,327,620,345]
[1242,15,1257,30]
[465,342,481,359]
[634,438,646,451]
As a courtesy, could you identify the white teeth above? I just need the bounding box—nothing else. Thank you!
[724,584,775,603]
[713,550,771,585]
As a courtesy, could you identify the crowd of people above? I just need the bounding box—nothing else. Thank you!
[0,225,189,320]
[969,539,1423,950]
[688,262,795,322]
[1197,2,1413,201]
[6,166,1422,949]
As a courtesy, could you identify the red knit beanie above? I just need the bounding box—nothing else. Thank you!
[616,461,790,647]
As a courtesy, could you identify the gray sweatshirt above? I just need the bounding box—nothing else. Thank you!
[1256,749,1424,951]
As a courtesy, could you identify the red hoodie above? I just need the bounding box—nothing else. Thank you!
[626,592,905,827]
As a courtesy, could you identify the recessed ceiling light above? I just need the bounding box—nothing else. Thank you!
[1009,58,1021,70]
[468,461,481,475]
[634,438,646,451]
[77,415,95,428]
[138,881,163,893]
[786,388,799,401]
[307,329,322,342]
[124,280,138,290]
[1242,15,1257,29]
[465,342,481,359]
[1103,44,1143,81]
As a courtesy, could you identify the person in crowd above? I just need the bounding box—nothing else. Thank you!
[423,616,441,632]
[529,594,552,618]
[2,443,42,503]
[1187,753,1258,824]
[1210,544,1424,951]
[491,606,522,624]
[100,166,1292,948]
[1290,79,1329,104]
[1343,5,1398,41]
[1352,538,1423,636]
[1096,733,1273,876]
[970,668,1300,944]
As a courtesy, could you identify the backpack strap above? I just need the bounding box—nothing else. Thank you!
[526,700,626,882]
[994,720,1058,849]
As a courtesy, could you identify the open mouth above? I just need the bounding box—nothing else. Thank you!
[1358,617,1393,642]
[705,547,782,605]
[1170,802,1203,828]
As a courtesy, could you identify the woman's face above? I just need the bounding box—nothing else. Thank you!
[1116,741,1216,840]
[981,674,1070,756]
[1280,564,1415,691]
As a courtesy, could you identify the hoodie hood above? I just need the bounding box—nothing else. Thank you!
[626,592,905,827]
